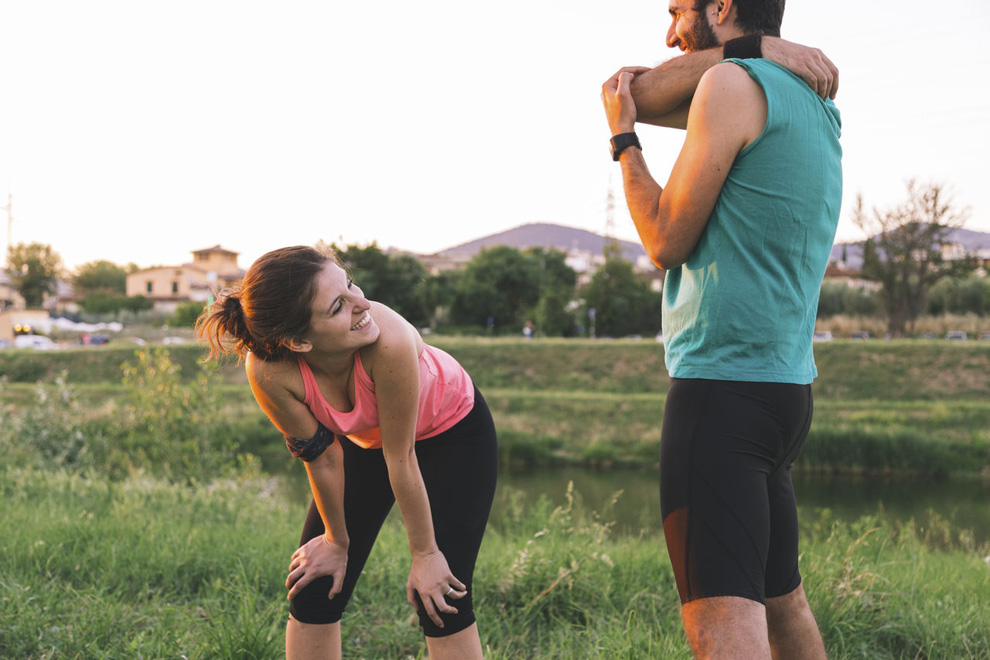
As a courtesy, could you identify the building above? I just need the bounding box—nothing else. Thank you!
[0,270,22,312]
[125,245,243,312]
[0,309,50,343]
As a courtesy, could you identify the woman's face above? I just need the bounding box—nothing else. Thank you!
[297,262,380,354]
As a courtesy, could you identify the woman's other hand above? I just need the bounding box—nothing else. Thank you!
[406,550,466,628]
[286,534,348,600]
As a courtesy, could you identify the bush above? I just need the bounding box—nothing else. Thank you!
[171,300,208,328]
[79,293,153,314]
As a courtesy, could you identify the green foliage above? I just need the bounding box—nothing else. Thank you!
[927,275,990,316]
[333,242,432,327]
[172,300,209,327]
[580,242,661,337]
[451,245,543,332]
[0,371,92,469]
[119,348,241,480]
[527,247,578,337]
[818,281,879,318]
[3,469,988,658]
[78,291,153,314]
[6,241,62,307]
[73,259,127,295]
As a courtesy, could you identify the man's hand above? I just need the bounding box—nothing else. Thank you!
[602,68,644,136]
[762,37,839,100]
[285,534,348,601]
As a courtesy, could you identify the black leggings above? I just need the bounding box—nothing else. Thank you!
[289,386,498,637]
[659,378,813,605]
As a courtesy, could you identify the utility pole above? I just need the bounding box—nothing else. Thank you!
[605,176,616,241]
[1,193,12,266]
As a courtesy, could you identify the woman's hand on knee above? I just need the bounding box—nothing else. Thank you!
[406,550,466,629]
[286,534,349,601]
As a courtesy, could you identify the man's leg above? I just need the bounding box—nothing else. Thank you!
[681,596,771,660]
[766,584,827,660]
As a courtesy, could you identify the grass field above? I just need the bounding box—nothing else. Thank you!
[3,338,989,475]
[2,339,990,658]
[2,468,988,659]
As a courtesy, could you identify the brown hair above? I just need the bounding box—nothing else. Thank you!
[196,245,336,362]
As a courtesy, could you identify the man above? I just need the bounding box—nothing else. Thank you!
[601,1,841,658]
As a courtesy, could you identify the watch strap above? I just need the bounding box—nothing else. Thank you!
[610,132,641,161]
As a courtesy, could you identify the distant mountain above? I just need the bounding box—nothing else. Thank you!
[436,222,648,263]
[830,226,990,270]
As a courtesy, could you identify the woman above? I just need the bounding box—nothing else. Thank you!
[197,246,497,660]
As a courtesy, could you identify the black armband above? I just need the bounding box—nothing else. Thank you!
[723,31,763,60]
[284,422,335,462]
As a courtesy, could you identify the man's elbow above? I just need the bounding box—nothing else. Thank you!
[647,244,688,271]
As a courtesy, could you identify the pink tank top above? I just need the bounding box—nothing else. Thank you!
[297,344,475,449]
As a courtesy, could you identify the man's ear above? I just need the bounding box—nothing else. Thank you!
[286,337,313,353]
[714,0,733,25]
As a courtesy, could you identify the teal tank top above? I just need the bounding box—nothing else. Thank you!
[662,58,842,384]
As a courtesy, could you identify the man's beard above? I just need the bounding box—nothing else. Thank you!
[683,18,720,52]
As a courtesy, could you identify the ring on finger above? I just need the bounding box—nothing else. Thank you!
[446,586,454,596]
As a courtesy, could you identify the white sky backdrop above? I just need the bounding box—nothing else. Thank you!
[1,0,988,270]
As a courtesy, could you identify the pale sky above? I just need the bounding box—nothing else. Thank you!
[1,1,988,271]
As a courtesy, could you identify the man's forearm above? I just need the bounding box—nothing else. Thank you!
[630,49,723,127]
[617,148,668,268]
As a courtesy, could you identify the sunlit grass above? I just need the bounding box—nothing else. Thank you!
[2,468,989,659]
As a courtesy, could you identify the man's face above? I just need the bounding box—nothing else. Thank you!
[666,0,720,53]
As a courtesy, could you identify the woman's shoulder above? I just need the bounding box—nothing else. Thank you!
[362,302,423,378]
[246,351,306,400]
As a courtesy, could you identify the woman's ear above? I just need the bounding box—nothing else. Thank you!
[286,337,313,353]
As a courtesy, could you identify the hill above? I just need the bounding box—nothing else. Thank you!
[436,222,648,264]
[831,226,990,270]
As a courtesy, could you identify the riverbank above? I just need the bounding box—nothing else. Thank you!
[3,339,988,476]
[2,467,987,659]
[3,341,989,657]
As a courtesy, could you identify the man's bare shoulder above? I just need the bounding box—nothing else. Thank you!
[690,61,767,146]
[697,61,764,102]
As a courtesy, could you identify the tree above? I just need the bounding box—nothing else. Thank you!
[524,247,578,337]
[74,260,127,295]
[451,246,542,332]
[580,241,661,337]
[333,243,432,327]
[854,181,971,337]
[927,276,990,316]
[7,242,62,308]
[78,293,153,315]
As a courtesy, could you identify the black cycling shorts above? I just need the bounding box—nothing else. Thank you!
[289,386,498,638]
[659,378,813,605]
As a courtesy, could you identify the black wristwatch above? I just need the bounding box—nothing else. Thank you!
[610,132,641,161]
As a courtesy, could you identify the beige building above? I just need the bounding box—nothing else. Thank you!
[0,309,50,343]
[125,245,244,312]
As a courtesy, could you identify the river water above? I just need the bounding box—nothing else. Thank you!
[278,464,990,545]
[498,467,990,544]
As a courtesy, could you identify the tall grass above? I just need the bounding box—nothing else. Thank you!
[2,468,988,659]
[3,345,990,477]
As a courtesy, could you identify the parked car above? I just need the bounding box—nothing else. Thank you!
[979,332,990,341]
[14,335,58,350]
[0,338,10,349]
[917,332,935,340]
[945,331,967,341]
[813,331,833,342]
[849,331,870,340]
